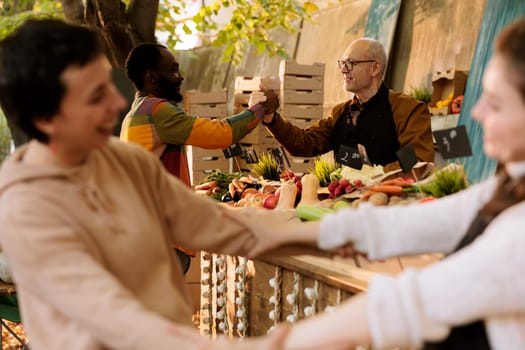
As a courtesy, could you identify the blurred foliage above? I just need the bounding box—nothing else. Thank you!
[0,0,330,65]
[0,0,63,40]
[0,108,12,163]
[192,0,319,65]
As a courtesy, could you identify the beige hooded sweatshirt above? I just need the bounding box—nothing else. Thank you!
[0,138,267,349]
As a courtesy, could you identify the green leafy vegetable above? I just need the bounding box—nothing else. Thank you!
[407,165,468,198]
[251,153,280,180]
[200,169,242,200]
[312,158,337,187]
[296,205,335,221]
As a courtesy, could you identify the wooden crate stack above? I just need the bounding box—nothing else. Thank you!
[279,60,325,174]
[233,77,281,173]
[184,89,229,119]
[184,90,231,185]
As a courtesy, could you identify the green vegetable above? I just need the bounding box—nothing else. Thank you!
[406,165,468,198]
[200,169,242,200]
[251,153,280,180]
[333,200,351,210]
[312,158,337,187]
[330,167,342,182]
[409,85,432,104]
[296,205,335,221]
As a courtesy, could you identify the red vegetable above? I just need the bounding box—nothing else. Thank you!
[419,196,437,203]
[451,95,464,114]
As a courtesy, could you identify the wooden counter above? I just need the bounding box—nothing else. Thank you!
[198,252,441,338]
[198,253,373,338]
[247,255,371,336]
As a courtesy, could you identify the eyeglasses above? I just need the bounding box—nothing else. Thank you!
[337,59,377,72]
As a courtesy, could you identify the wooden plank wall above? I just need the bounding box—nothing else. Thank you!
[295,0,370,117]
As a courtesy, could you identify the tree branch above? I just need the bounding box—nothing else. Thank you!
[128,0,159,42]
[92,0,135,67]
[59,0,84,24]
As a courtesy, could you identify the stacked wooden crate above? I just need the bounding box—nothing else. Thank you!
[279,60,325,174]
[184,90,231,185]
[233,77,281,173]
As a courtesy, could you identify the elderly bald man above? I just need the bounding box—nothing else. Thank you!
[261,38,434,172]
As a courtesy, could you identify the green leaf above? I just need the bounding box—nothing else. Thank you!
[182,23,192,35]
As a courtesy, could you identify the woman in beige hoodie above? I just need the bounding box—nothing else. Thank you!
[0,19,301,350]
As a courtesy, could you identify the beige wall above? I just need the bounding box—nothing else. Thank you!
[178,0,486,115]
[295,0,370,115]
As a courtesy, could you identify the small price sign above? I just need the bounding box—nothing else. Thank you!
[396,143,417,173]
[336,145,363,170]
[267,147,291,170]
[433,125,472,159]
[222,143,243,159]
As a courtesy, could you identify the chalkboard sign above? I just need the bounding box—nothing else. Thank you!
[336,145,363,170]
[396,143,417,173]
[433,125,472,159]
[223,143,243,158]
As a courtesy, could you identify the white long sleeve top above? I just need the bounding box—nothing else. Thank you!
[318,162,525,349]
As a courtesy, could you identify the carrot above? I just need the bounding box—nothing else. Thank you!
[379,178,414,187]
[365,185,404,196]
[377,179,405,186]
[419,196,437,203]
[194,180,218,190]
[361,190,378,201]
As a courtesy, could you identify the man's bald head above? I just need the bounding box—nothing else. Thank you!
[342,38,387,77]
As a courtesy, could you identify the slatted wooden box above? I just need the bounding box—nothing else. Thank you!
[188,147,231,185]
[188,104,228,118]
[233,76,281,116]
[235,76,281,92]
[279,60,325,122]
[281,104,323,120]
[239,124,275,145]
[184,89,228,119]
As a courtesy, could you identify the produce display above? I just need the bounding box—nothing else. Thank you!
[194,159,468,216]
[194,170,243,201]
[330,164,385,186]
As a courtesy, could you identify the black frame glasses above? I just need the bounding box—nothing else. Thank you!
[337,59,377,71]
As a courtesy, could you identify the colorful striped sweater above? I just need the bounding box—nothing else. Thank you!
[120,93,261,186]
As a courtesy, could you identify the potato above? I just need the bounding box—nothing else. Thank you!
[388,195,402,205]
[368,192,389,206]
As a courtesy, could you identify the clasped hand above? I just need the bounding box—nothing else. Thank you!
[248,88,280,119]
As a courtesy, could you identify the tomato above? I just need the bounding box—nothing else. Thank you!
[451,95,464,114]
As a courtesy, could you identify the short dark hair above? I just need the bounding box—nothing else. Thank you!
[495,17,525,102]
[0,19,105,143]
[125,43,166,91]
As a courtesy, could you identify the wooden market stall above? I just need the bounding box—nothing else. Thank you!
[197,251,441,338]
[198,253,372,338]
